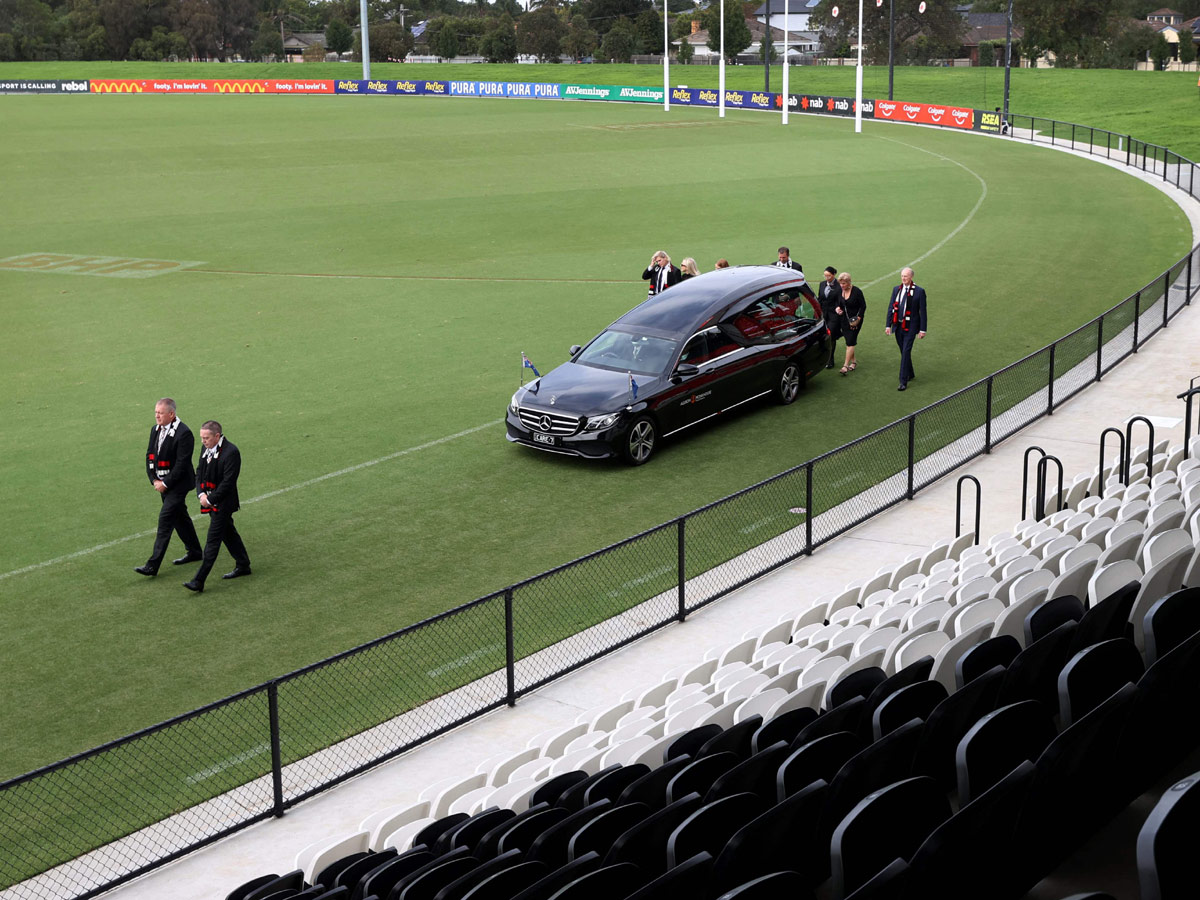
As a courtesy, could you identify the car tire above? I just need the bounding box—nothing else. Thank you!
[777,362,802,405]
[621,416,657,466]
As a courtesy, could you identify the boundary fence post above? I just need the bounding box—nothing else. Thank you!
[985,376,993,453]
[268,683,284,817]
[676,518,686,622]
[504,589,516,706]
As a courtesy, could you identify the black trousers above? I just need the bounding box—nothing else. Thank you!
[194,509,250,583]
[895,329,918,385]
[147,490,201,570]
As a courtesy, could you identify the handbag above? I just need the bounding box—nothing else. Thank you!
[848,314,862,329]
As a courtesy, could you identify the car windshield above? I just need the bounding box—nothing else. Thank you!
[576,330,678,376]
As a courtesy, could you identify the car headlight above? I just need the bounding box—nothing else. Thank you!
[585,413,620,431]
[509,390,522,412]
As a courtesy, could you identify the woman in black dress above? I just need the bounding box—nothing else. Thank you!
[834,271,866,374]
[818,267,840,368]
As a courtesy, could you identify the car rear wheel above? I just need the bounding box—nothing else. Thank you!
[777,362,802,405]
[622,416,656,466]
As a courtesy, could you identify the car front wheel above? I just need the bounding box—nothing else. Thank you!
[777,362,802,405]
[621,416,657,466]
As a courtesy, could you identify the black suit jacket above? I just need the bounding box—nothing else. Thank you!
[775,258,804,274]
[886,284,928,334]
[642,263,681,295]
[196,438,241,514]
[146,419,196,496]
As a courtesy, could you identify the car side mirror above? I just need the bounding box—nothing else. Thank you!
[673,363,700,381]
[569,344,582,356]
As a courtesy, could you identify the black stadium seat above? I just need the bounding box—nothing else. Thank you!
[667,752,740,804]
[542,861,643,900]
[911,665,1003,792]
[712,780,827,897]
[526,800,612,868]
[697,717,764,761]
[431,849,521,900]
[830,776,950,899]
[1025,594,1085,645]
[751,706,819,753]
[496,807,571,855]
[557,767,621,812]
[530,771,589,808]
[870,680,947,741]
[357,851,437,900]
[705,742,790,806]
[1137,769,1200,900]
[1143,587,1200,665]
[955,700,1056,805]
[580,765,648,808]
[1070,583,1138,654]
[1056,638,1143,727]
[509,852,602,900]
[792,697,867,748]
[227,874,281,900]
[445,809,514,854]
[904,761,1035,900]
[624,851,714,900]
[244,871,306,900]
[777,731,864,802]
[604,792,704,878]
[665,793,763,869]
[666,725,722,762]
[996,621,1079,710]
[335,850,398,893]
[714,870,808,900]
[395,855,479,900]
[459,861,548,900]
[826,667,887,709]
[566,802,652,863]
[955,635,1021,688]
[617,756,691,809]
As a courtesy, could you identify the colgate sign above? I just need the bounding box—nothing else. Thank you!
[873,99,974,129]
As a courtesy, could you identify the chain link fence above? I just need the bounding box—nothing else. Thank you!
[3,111,1200,900]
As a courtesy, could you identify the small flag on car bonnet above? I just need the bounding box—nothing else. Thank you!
[521,352,540,378]
[629,371,639,401]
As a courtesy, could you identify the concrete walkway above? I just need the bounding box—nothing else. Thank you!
[62,135,1200,900]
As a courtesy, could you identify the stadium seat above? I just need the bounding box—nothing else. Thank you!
[1143,587,1200,665]
[996,621,1080,710]
[566,802,653,863]
[604,792,704,877]
[714,871,809,900]
[830,776,951,899]
[539,862,643,900]
[777,731,863,801]
[665,794,762,869]
[459,861,549,900]
[1136,770,1200,900]
[705,742,790,805]
[508,852,601,900]
[870,680,948,741]
[526,801,612,868]
[616,756,692,809]
[955,700,1056,805]
[1056,638,1144,726]
[697,716,763,761]
[750,706,819,753]
[357,850,437,900]
[1025,594,1085,645]
[904,761,1035,900]
[955,635,1021,687]
[430,849,522,900]
[666,753,739,805]
[625,852,714,900]
[911,665,1004,792]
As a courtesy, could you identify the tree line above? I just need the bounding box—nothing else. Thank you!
[2,0,1197,66]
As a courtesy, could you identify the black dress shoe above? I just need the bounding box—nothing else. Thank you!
[898,384,907,391]
[173,552,203,565]
[134,565,157,577]
[183,580,204,593]
[222,567,252,580]
[824,361,835,369]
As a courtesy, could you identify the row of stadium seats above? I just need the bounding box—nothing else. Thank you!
[223,434,1200,900]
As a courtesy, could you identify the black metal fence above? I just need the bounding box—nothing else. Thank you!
[2,112,1199,900]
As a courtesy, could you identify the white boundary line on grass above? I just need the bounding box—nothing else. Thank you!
[862,136,990,289]
[0,420,501,582]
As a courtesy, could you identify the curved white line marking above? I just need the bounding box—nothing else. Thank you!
[862,136,989,289]
[0,420,501,582]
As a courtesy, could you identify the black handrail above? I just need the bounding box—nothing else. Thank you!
[1179,378,1200,460]
[1125,415,1156,482]
[1097,427,1126,499]
[955,475,981,544]
[1035,455,1065,522]
[1022,446,1047,520]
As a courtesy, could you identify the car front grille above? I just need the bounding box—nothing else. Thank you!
[518,407,582,435]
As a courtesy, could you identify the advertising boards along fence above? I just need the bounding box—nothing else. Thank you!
[0,86,1197,900]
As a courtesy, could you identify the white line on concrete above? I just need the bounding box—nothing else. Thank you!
[184,743,271,785]
[0,420,501,582]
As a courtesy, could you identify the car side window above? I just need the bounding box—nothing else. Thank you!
[727,290,812,343]
[679,327,740,367]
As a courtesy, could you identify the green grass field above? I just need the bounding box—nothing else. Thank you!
[0,83,1191,782]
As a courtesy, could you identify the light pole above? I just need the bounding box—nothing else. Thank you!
[782,0,789,124]
[359,0,371,79]
[854,0,863,133]
[664,0,670,111]
[1002,0,1013,131]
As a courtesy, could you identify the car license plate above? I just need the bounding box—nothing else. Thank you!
[532,432,558,446]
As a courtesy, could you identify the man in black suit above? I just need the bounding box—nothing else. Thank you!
[774,246,803,274]
[136,398,203,576]
[885,267,928,391]
[184,420,252,593]
[642,250,681,297]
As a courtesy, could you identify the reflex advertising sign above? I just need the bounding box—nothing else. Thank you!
[88,79,334,94]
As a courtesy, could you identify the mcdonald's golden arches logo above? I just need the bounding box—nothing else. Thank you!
[90,80,144,93]
[215,81,266,93]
